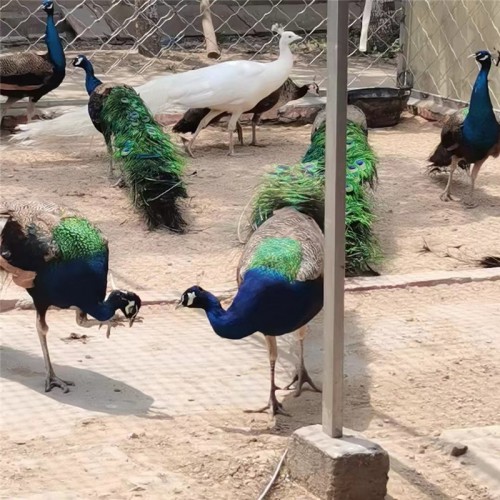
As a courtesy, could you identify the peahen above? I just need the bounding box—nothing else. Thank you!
[428,50,500,207]
[72,55,188,232]
[172,79,319,155]
[0,200,142,393]
[0,0,65,126]
[178,207,322,415]
[13,28,302,156]
[251,106,379,276]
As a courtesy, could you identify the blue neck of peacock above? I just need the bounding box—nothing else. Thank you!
[81,61,103,95]
[196,291,256,340]
[79,294,124,322]
[466,61,496,124]
[45,11,66,72]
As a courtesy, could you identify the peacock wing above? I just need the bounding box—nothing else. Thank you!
[440,108,466,151]
[246,84,283,115]
[88,83,117,133]
[144,60,268,111]
[0,201,69,287]
[237,207,323,284]
[0,53,54,91]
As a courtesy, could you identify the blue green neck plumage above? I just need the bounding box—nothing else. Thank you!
[463,58,499,147]
[192,289,251,340]
[45,10,66,72]
[81,60,103,95]
[190,267,323,340]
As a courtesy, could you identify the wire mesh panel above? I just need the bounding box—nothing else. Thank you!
[403,0,500,109]
[0,0,403,95]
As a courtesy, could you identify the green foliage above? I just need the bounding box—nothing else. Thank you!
[249,237,302,281]
[52,217,106,260]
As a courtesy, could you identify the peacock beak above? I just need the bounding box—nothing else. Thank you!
[175,300,183,310]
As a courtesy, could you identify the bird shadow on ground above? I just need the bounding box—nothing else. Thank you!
[218,310,455,500]
[0,345,170,420]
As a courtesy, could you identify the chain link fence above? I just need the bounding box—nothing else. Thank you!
[0,0,403,99]
[403,0,500,109]
[2,0,499,109]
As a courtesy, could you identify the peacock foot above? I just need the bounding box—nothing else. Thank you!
[285,366,322,397]
[440,191,457,202]
[111,176,126,189]
[244,397,289,417]
[180,137,195,158]
[250,142,266,148]
[45,374,74,393]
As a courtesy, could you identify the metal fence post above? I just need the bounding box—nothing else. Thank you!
[322,0,349,439]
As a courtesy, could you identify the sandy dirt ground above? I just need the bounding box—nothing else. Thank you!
[1,281,499,499]
[1,81,500,499]
[1,112,500,297]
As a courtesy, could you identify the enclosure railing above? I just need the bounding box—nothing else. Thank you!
[0,0,403,91]
[403,0,500,109]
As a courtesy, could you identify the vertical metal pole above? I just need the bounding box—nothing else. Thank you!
[397,0,410,84]
[322,0,349,439]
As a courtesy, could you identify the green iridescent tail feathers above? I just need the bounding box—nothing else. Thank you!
[101,86,187,232]
[251,107,380,276]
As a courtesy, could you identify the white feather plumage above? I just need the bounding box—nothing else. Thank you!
[10,30,301,148]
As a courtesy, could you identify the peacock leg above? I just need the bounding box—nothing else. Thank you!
[36,309,74,393]
[284,326,321,397]
[440,156,459,202]
[462,158,485,208]
[26,98,36,123]
[186,109,221,158]
[227,112,243,156]
[236,121,244,145]
[244,335,289,416]
[250,114,262,146]
[0,96,19,126]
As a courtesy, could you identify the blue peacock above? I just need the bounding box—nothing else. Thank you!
[0,0,65,125]
[178,106,378,415]
[429,50,500,207]
[0,201,142,393]
[72,55,188,232]
[178,207,323,416]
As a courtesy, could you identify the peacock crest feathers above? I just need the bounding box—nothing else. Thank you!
[249,237,302,281]
[100,85,188,231]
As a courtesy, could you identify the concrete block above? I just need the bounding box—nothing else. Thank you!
[287,424,389,500]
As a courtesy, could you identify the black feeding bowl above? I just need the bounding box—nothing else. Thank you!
[347,87,411,128]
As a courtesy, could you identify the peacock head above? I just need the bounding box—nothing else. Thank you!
[176,286,207,310]
[42,0,54,14]
[72,55,91,70]
[307,82,320,96]
[107,290,142,326]
[280,31,302,46]
[471,50,494,69]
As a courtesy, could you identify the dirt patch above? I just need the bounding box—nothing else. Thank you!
[1,279,499,499]
[2,113,500,296]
